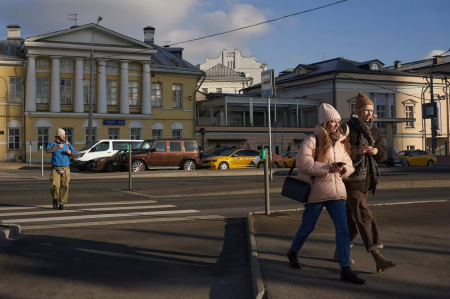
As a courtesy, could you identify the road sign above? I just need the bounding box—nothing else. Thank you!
[261,69,276,98]
[422,102,437,119]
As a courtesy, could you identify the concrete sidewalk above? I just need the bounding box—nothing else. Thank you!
[248,201,450,299]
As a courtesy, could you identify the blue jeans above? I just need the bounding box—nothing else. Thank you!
[291,200,351,267]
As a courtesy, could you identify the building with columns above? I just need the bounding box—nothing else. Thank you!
[0,24,203,162]
[243,57,449,160]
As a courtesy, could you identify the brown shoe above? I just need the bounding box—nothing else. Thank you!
[333,248,355,265]
[371,249,396,273]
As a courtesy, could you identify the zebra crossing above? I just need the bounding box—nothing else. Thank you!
[0,199,223,230]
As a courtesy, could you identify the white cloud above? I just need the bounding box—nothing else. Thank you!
[0,0,270,65]
[423,49,446,59]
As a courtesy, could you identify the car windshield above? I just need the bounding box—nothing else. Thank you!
[396,151,411,156]
[139,140,155,150]
[80,141,98,151]
[219,149,236,156]
[281,152,290,157]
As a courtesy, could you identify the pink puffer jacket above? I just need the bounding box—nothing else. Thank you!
[296,125,355,204]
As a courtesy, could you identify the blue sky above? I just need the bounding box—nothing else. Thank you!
[0,0,448,74]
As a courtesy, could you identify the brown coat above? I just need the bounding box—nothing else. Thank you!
[296,125,355,204]
[342,121,387,193]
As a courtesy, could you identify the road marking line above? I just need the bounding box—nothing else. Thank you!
[0,205,176,217]
[0,200,158,211]
[22,215,225,230]
[2,209,199,223]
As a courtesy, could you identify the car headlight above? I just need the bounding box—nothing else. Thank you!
[77,153,84,158]
[101,158,106,162]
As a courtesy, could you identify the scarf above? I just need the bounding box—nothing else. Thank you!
[348,116,380,195]
[329,130,340,146]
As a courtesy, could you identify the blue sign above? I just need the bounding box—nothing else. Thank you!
[103,120,125,126]
[261,69,275,98]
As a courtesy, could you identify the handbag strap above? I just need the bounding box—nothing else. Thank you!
[288,134,319,177]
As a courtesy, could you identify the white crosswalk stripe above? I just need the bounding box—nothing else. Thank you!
[0,199,217,230]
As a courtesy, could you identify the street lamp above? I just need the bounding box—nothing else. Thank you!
[87,16,103,144]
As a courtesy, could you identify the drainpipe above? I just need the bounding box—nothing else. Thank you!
[332,72,338,108]
[21,60,27,163]
[194,72,206,138]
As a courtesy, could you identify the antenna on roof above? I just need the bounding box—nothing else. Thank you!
[66,13,78,27]
[320,52,327,61]
[162,41,171,47]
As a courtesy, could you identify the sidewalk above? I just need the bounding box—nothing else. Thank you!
[248,201,450,299]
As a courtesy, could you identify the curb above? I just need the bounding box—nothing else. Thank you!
[0,224,21,244]
[247,213,265,299]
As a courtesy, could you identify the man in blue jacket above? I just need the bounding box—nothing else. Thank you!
[46,128,77,210]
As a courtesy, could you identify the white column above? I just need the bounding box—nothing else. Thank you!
[97,59,108,114]
[25,55,38,112]
[141,61,151,115]
[386,93,393,118]
[74,57,84,113]
[249,97,254,126]
[120,60,130,114]
[50,56,61,113]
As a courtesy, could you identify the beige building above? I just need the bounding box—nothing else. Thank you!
[0,24,203,162]
[243,57,449,160]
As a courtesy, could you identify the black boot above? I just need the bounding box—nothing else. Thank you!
[287,248,301,269]
[52,199,59,210]
[58,203,65,210]
[340,266,365,285]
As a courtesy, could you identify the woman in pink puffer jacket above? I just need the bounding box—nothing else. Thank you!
[286,103,365,285]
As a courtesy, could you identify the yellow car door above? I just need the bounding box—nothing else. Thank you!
[243,150,261,167]
[407,151,420,166]
[229,149,245,168]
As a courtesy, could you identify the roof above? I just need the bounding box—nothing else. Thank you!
[385,54,450,71]
[0,39,25,61]
[204,63,249,79]
[149,43,204,75]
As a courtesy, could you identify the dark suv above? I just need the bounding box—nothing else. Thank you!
[114,139,201,172]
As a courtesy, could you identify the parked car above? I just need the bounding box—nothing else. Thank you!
[271,153,284,168]
[202,149,260,170]
[281,151,296,168]
[92,147,138,172]
[114,139,201,172]
[71,140,143,171]
[394,150,437,167]
[200,146,240,163]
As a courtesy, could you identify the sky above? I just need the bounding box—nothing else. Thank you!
[0,0,449,75]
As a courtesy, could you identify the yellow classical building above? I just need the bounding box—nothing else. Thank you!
[0,24,204,162]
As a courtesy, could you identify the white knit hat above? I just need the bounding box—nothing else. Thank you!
[319,103,341,124]
[55,128,66,137]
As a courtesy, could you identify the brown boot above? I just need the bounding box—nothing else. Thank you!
[333,248,355,265]
[371,249,396,273]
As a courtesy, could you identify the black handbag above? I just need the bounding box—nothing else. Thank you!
[281,135,319,204]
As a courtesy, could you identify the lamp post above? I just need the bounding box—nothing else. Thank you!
[87,16,103,144]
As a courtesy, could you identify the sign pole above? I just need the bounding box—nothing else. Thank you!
[41,146,44,177]
[267,97,273,181]
[264,151,270,215]
[29,140,31,167]
[129,143,132,191]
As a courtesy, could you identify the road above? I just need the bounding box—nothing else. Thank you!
[0,174,449,298]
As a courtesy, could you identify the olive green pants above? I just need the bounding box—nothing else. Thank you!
[51,168,71,203]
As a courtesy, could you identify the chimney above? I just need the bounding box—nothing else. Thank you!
[433,56,443,65]
[394,60,401,69]
[6,24,21,40]
[143,26,155,44]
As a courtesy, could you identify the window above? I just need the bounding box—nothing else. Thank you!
[130,128,141,140]
[151,83,162,107]
[406,106,414,127]
[107,80,117,106]
[245,150,260,156]
[202,88,208,94]
[172,84,182,108]
[112,141,142,151]
[153,142,167,152]
[407,146,415,151]
[216,88,222,93]
[85,128,98,142]
[60,79,72,105]
[8,129,20,150]
[170,142,182,152]
[233,150,246,157]
[94,141,110,152]
[62,128,73,145]
[419,151,428,155]
[108,128,120,140]
[37,128,50,150]
[371,63,380,71]
[377,105,385,118]
[9,77,22,103]
[410,151,419,157]
[184,141,197,152]
[36,78,49,104]
[83,80,95,105]
[172,129,182,139]
[129,81,139,106]
[152,129,162,139]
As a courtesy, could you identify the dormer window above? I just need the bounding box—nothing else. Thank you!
[371,63,380,71]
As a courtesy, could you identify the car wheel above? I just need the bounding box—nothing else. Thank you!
[283,162,288,168]
[85,161,94,171]
[183,160,197,171]
[257,162,265,168]
[218,162,229,170]
[104,161,114,172]
[273,163,279,168]
[427,160,434,166]
[132,160,146,172]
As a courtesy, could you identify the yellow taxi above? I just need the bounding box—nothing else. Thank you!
[394,150,437,166]
[281,151,297,168]
[202,149,261,170]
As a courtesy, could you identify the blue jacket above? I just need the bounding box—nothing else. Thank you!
[46,141,77,167]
